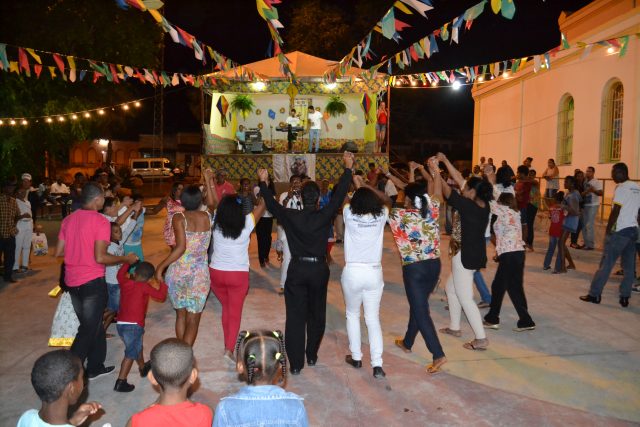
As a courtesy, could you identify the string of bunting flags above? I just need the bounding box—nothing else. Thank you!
[255,0,294,78]
[114,0,267,80]
[323,0,435,82]
[327,0,517,83]
[388,32,635,87]
[0,43,245,87]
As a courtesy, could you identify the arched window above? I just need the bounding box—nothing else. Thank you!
[556,94,574,165]
[87,148,97,164]
[600,80,623,163]
[72,148,83,164]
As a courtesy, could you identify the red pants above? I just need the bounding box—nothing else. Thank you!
[209,268,250,352]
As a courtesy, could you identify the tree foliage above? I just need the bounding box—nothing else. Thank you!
[0,0,163,181]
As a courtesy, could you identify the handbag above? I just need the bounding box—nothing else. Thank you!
[48,292,79,347]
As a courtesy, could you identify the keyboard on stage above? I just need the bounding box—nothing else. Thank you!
[276,126,305,132]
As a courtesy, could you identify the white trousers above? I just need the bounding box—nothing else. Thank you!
[341,263,384,367]
[14,220,33,269]
[445,252,486,339]
[279,227,291,288]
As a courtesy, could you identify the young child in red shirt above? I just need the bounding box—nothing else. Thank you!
[115,262,167,392]
[543,192,566,270]
[126,338,213,427]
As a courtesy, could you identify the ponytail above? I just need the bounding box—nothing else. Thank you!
[405,183,431,219]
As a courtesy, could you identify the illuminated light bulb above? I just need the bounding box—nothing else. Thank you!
[251,81,266,91]
[58,116,65,122]
[98,109,105,115]
[134,101,141,107]
[503,72,510,79]
[10,119,16,125]
[410,79,418,86]
[325,82,337,90]
[84,112,91,118]
[394,79,401,87]
[0,119,3,125]
[478,76,485,82]
[123,104,130,110]
[452,80,461,90]
[46,117,53,123]
[607,47,615,54]
[431,81,438,87]
[71,114,78,120]
[21,119,28,125]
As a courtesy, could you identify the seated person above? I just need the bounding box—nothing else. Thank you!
[236,125,246,152]
[127,338,213,427]
[17,350,102,427]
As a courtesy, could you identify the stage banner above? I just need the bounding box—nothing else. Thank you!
[273,154,316,182]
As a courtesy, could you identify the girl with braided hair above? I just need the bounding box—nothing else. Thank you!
[213,330,309,427]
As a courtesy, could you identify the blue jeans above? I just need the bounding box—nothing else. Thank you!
[401,259,445,360]
[308,129,320,152]
[106,282,120,312]
[582,205,598,248]
[473,271,491,303]
[68,277,108,375]
[116,323,144,359]
[588,227,638,298]
[544,236,558,269]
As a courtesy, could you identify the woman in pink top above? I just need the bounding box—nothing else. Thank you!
[483,172,535,332]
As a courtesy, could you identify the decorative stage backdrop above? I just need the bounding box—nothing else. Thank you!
[202,153,389,182]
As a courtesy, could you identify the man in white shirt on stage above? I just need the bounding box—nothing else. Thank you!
[306,105,328,154]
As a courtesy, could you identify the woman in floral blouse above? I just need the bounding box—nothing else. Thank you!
[484,172,536,331]
[386,159,447,374]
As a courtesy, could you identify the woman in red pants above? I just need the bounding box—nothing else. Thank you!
[208,179,266,364]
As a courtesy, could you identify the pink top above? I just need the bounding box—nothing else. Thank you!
[215,181,236,201]
[163,198,184,246]
[59,209,111,286]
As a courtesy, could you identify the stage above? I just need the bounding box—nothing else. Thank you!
[202,152,389,181]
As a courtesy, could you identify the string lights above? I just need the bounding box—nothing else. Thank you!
[0,96,146,127]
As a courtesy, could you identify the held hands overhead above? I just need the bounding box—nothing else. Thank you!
[343,151,355,169]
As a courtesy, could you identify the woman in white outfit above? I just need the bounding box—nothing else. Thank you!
[434,153,492,351]
[14,187,33,272]
[341,175,390,379]
[277,175,303,295]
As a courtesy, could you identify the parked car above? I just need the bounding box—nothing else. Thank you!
[129,158,174,181]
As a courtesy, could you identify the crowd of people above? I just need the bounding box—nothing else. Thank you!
[3,151,639,426]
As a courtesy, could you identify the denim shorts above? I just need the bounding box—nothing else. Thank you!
[106,282,120,312]
[375,123,386,132]
[117,323,144,359]
[563,215,579,233]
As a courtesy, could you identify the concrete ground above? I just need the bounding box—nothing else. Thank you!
[1,212,639,426]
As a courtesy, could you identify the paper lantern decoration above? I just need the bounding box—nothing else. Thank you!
[268,109,276,119]
[286,84,298,102]
[216,95,229,127]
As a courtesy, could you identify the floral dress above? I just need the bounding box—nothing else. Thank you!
[163,198,185,246]
[388,198,441,265]
[166,212,212,313]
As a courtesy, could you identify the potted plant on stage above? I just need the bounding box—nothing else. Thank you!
[230,94,255,120]
[325,95,347,118]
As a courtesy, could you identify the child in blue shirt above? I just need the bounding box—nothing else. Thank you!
[213,330,308,427]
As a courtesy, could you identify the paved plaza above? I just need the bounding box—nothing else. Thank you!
[1,212,639,426]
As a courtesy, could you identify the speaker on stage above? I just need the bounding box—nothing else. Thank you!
[340,140,359,153]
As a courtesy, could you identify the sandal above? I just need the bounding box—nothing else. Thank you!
[463,339,488,351]
[438,327,462,337]
[426,357,447,374]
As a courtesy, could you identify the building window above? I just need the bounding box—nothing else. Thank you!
[87,148,97,164]
[72,148,83,164]
[556,94,574,165]
[600,80,623,163]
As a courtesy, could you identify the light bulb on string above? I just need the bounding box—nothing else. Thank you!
[431,80,438,87]
[134,101,141,107]
[452,80,461,90]
[84,112,91,118]
[98,109,105,115]
[478,76,485,82]
[58,116,65,122]
[10,119,16,125]
[71,114,78,120]
[46,117,53,123]
[123,104,130,111]
[0,120,4,125]
[21,119,28,125]
[503,72,510,79]
[607,47,615,54]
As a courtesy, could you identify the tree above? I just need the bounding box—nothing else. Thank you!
[0,0,163,181]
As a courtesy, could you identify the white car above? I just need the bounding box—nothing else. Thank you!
[130,158,174,181]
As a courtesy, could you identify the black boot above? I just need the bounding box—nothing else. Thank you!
[579,294,601,304]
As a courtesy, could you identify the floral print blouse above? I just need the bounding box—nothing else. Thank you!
[388,198,441,265]
[490,188,524,255]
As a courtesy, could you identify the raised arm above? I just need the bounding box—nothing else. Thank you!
[257,168,285,219]
[437,152,466,190]
[383,169,407,190]
[425,157,442,200]
[322,152,354,218]
[252,195,267,222]
[203,168,218,212]
[353,174,392,208]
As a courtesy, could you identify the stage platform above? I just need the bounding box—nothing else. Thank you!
[202,152,389,181]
